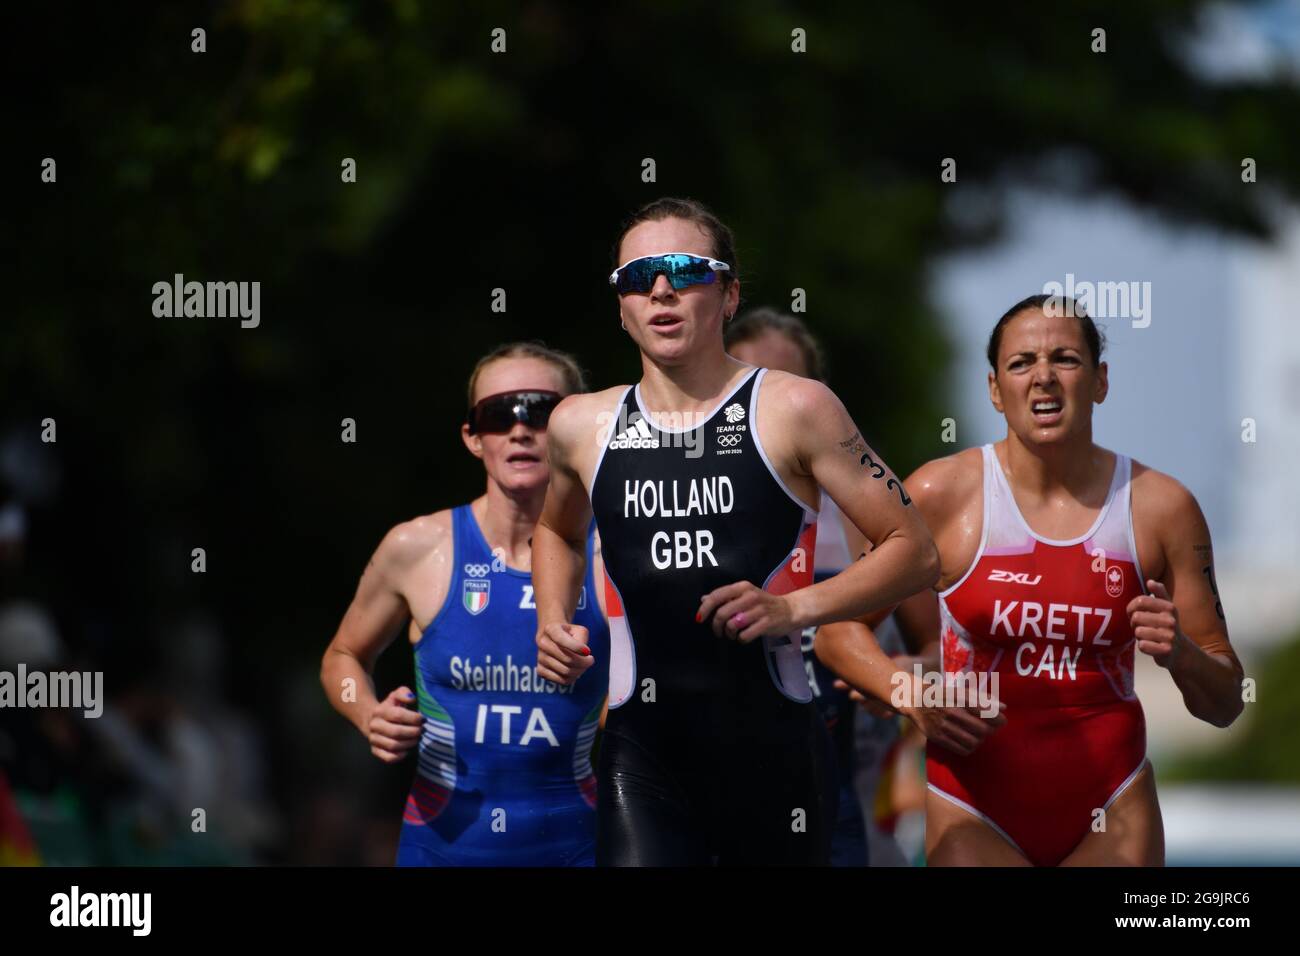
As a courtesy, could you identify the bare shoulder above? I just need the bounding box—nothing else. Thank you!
[554,386,628,422]
[906,448,983,503]
[759,369,841,418]
[1130,459,1206,532]
[756,371,853,458]
[550,386,628,444]
[375,509,453,573]
[549,386,629,481]
[909,447,977,522]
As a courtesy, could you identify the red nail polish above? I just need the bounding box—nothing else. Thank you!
[694,612,702,623]
[581,647,590,657]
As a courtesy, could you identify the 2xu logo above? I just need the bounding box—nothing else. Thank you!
[987,569,1042,586]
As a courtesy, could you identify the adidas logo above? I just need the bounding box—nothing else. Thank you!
[609,416,660,450]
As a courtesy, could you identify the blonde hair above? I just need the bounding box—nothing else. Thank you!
[466,341,588,406]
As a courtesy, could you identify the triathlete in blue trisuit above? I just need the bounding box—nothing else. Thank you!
[321,343,610,865]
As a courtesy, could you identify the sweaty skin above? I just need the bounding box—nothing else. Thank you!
[321,357,607,765]
[816,305,1243,866]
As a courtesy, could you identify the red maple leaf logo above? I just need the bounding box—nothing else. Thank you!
[943,626,971,672]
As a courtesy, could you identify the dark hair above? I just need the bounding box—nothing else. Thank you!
[611,197,739,291]
[987,294,1105,371]
[725,307,826,382]
[467,341,587,406]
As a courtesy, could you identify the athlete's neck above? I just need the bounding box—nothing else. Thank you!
[472,482,544,570]
[999,429,1110,500]
[637,346,750,420]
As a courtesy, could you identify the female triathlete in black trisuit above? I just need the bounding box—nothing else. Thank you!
[532,198,938,865]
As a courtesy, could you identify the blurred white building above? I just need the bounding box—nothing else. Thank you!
[1224,216,1300,643]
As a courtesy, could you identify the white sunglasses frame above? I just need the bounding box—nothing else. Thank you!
[608,252,733,290]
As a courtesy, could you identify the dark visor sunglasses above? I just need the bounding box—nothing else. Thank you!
[608,252,732,295]
[466,390,562,435]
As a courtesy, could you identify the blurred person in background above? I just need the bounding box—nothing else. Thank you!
[821,599,940,866]
[0,601,90,865]
[0,427,62,579]
[0,768,40,866]
[727,306,923,867]
[75,615,276,866]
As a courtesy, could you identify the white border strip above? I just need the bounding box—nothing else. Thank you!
[750,368,819,517]
[587,385,635,492]
[928,783,1028,858]
[938,445,993,599]
[1123,455,1150,596]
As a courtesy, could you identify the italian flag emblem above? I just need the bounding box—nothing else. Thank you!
[463,580,490,615]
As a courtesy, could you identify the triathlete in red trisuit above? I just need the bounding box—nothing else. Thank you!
[818,293,1244,866]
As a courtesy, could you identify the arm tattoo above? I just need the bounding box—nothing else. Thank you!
[886,477,912,506]
[839,430,868,458]
[1195,544,1225,621]
[1201,564,1226,621]
[840,430,912,506]
[857,446,912,506]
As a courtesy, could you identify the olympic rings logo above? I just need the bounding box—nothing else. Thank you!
[717,433,743,447]
[463,563,492,578]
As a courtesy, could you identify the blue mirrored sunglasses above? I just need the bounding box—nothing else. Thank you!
[608,253,732,295]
